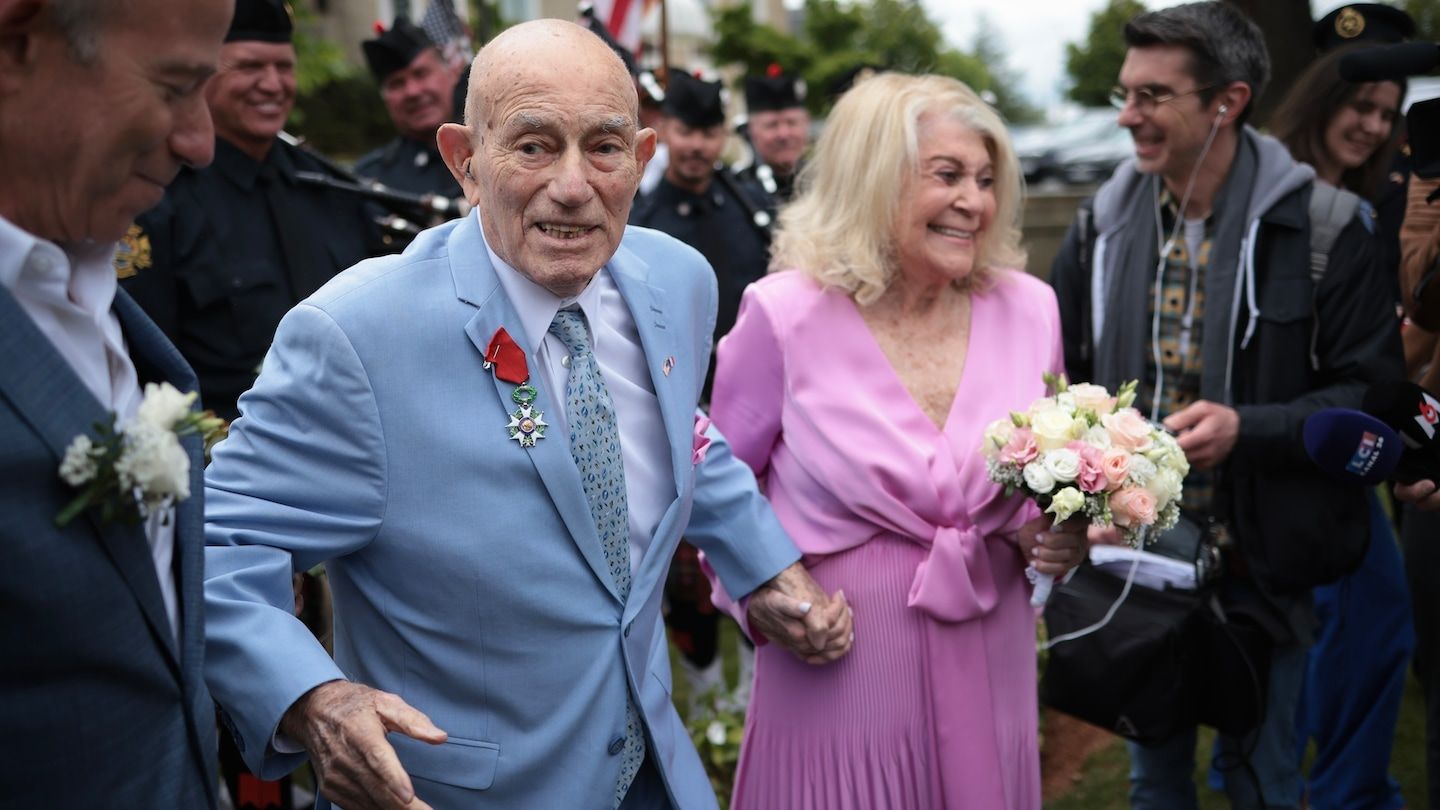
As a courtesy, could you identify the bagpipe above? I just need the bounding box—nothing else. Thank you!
[279,132,470,251]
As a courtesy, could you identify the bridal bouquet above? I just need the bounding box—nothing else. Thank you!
[981,375,1189,606]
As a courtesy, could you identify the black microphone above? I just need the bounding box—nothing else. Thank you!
[1338,42,1440,82]
[1361,381,1440,483]
[1304,409,1404,485]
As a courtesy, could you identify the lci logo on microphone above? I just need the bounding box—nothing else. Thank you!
[1416,391,1440,440]
[1346,431,1386,476]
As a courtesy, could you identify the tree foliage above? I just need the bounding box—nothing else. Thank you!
[1064,0,1147,107]
[708,0,1038,124]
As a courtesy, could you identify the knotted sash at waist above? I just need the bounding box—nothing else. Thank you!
[906,524,1000,623]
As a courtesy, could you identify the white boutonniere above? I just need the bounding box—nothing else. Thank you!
[56,382,226,527]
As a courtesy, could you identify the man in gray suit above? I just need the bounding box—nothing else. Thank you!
[0,0,233,805]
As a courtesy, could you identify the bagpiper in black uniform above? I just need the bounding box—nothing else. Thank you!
[120,0,381,423]
[353,17,463,199]
[733,66,811,220]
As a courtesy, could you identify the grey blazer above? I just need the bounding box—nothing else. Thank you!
[0,285,217,808]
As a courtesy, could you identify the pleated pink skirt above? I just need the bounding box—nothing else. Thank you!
[730,534,1041,810]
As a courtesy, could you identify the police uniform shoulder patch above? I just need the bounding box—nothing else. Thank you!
[114,223,152,279]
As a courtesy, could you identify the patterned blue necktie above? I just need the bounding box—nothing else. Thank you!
[549,308,645,806]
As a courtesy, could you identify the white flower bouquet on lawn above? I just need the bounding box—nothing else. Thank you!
[981,374,1189,606]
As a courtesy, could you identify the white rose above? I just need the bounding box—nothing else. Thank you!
[1055,392,1079,414]
[983,418,1015,451]
[59,435,98,486]
[134,382,196,431]
[1023,462,1057,494]
[1125,453,1158,486]
[1069,383,1116,414]
[116,422,191,506]
[1146,468,1184,506]
[1031,407,1080,451]
[1042,448,1081,483]
[1046,486,1086,522]
[1083,424,1112,449]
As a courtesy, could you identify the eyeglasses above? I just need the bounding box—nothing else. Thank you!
[1108,84,1214,113]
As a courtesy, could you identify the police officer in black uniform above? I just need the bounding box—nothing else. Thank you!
[630,69,771,399]
[733,66,811,218]
[354,17,464,199]
[121,0,381,423]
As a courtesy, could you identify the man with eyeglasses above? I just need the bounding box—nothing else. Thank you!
[1049,3,1402,808]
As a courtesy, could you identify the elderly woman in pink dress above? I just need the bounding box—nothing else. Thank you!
[707,73,1088,809]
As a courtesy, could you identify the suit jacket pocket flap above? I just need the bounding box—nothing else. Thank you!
[391,734,499,790]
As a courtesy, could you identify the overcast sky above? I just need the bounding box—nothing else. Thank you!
[918,0,1356,110]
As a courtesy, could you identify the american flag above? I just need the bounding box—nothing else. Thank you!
[585,0,657,55]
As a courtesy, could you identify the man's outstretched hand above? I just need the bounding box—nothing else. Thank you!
[747,561,853,665]
[280,680,447,810]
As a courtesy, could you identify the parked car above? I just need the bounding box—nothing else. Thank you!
[1014,108,1118,184]
[1055,126,1135,186]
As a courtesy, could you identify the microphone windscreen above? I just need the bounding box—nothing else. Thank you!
[1362,381,1440,483]
[1304,409,1403,486]
[1338,42,1440,82]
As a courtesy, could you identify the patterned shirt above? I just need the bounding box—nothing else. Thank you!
[1141,187,1215,516]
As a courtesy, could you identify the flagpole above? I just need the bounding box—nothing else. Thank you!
[659,0,670,93]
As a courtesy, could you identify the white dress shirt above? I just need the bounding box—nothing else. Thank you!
[486,228,675,575]
[0,214,180,641]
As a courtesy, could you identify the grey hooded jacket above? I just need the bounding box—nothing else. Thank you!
[1050,126,1404,642]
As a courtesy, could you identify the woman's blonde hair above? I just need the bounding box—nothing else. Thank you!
[772,72,1026,305]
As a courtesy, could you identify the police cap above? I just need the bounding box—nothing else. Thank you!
[1313,3,1415,52]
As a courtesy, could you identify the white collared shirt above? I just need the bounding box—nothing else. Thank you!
[485,227,675,576]
[0,214,180,642]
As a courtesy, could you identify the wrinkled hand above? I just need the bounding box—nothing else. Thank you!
[1163,400,1239,470]
[1396,479,1440,512]
[1017,515,1089,576]
[280,680,447,810]
[747,562,853,665]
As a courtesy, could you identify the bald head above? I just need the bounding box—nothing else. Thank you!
[463,19,637,137]
[434,17,656,297]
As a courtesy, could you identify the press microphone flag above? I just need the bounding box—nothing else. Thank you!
[1304,409,1404,486]
[1362,381,1440,483]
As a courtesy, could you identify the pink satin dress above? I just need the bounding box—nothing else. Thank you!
[709,269,1065,809]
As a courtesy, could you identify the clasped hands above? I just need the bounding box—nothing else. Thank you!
[745,560,854,665]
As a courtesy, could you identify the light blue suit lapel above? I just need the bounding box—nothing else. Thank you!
[448,221,623,605]
[0,286,182,672]
[607,243,691,617]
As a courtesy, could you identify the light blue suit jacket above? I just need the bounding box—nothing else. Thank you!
[203,214,799,808]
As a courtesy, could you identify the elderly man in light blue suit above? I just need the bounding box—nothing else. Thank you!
[202,19,851,810]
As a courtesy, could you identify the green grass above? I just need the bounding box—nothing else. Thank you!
[1043,674,1430,808]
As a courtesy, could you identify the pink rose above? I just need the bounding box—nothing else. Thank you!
[1068,441,1107,494]
[1101,447,1132,490]
[999,428,1039,466]
[1068,383,1117,414]
[1110,486,1158,528]
[1102,408,1154,452]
